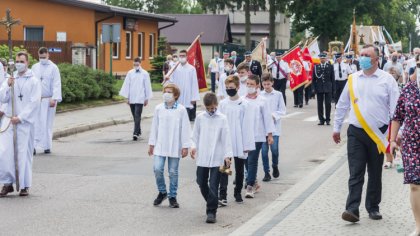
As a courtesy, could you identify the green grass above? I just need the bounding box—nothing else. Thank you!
[57,97,125,113]
[115,79,162,92]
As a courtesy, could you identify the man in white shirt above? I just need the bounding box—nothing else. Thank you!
[119,57,153,141]
[268,52,290,105]
[333,44,400,223]
[383,51,404,83]
[208,52,221,93]
[32,47,62,154]
[405,48,420,79]
[333,53,353,103]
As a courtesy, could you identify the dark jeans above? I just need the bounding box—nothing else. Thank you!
[274,79,287,105]
[210,72,216,93]
[233,157,245,195]
[316,92,332,123]
[219,172,228,200]
[197,166,220,214]
[346,125,387,215]
[304,86,312,103]
[186,104,196,122]
[293,86,304,106]
[335,80,347,103]
[129,104,143,135]
[247,142,263,186]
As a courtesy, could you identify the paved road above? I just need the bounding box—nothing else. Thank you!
[0,92,348,236]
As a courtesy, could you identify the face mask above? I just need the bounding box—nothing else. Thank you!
[179,57,187,64]
[247,86,256,94]
[207,108,217,116]
[240,76,248,82]
[214,56,219,60]
[134,66,140,71]
[15,63,26,73]
[224,66,232,72]
[173,58,178,62]
[163,93,174,103]
[271,56,275,60]
[392,56,397,62]
[40,59,48,65]
[359,56,373,70]
[226,88,237,97]
[231,56,236,60]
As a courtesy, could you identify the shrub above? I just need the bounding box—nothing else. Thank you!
[0,44,37,67]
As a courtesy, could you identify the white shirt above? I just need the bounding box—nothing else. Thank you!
[219,97,255,158]
[192,111,233,167]
[334,62,353,81]
[405,58,417,73]
[383,61,403,75]
[31,60,62,101]
[260,89,286,136]
[208,58,219,73]
[334,69,400,133]
[0,62,4,85]
[347,63,358,74]
[243,95,276,142]
[269,60,290,79]
[217,71,238,98]
[217,59,225,74]
[238,80,248,97]
[169,63,200,109]
[119,68,153,104]
[148,103,191,158]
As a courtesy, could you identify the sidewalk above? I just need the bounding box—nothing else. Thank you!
[231,145,414,236]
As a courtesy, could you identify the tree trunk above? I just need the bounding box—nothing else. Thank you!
[268,0,276,50]
[244,0,251,50]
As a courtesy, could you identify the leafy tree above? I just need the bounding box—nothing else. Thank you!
[103,0,144,10]
[150,37,170,83]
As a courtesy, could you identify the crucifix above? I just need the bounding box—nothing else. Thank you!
[0,9,21,62]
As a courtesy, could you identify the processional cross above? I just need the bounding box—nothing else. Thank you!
[0,9,21,61]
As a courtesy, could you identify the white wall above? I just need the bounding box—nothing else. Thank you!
[170,44,215,64]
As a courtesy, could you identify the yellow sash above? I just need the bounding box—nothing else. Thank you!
[348,74,387,154]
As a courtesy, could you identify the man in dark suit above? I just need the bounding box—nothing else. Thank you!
[312,53,335,125]
[244,51,262,79]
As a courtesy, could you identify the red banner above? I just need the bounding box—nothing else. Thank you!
[187,39,208,91]
[302,47,314,86]
[282,47,308,91]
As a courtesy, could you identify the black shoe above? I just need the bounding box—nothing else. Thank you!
[153,192,167,206]
[293,105,298,108]
[133,135,138,141]
[317,122,325,126]
[342,210,360,223]
[368,211,382,220]
[234,193,243,203]
[299,105,303,108]
[305,101,309,105]
[44,149,51,154]
[0,185,14,197]
[206,213,216,223]
[33,149,36,156]
[262,172,271,182]
[326,121,330,126]
[272,166,280,178]
[169,197,179,208]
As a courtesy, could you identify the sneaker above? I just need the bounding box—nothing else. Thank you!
[272,166,280,178]
[153,192,167,206]
[245,186,254,198]
[219,198,228,207]
[19,188,29,197]
[253,182,261,193]
[44,149,51,154]
[234,193,243,203]
[262,172,271,182]
[0,185,14,197]
[206,213,216,223]
[169,197,179,208]
[132,135,139,141]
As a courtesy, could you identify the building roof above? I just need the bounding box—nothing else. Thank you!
[231,24,269,35]
[49,0,177,22]
[159,14,232,45]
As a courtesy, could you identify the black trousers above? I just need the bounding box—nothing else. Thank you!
[210,72,216,93]
[335,80,347,103]
[346,125,387,215]
[304,86,312,104]
[293,86,304,106]
[234,157,245,195]
[129,104,143,135]
[316,92,332,123]
[197,166,220,214]
[274,79,287,105]
[187,104,197,122]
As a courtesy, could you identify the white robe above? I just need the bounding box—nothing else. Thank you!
[260,90,287,136]
[238,80,248,97]
[243,95,276,142]
[0,71,8,114]
[192,111,233,167]
[148,103,191,158]
[0,69,41,189]
[32,60,62,150]
[169,63,200,109]
[219,97,255,158]
[119,68,153,104]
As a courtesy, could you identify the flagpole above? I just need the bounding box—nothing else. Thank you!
[281,40,303,59]
[162,32,204,85]
[306,35,319,48]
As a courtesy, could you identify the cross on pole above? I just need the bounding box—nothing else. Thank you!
[0,9,21,61]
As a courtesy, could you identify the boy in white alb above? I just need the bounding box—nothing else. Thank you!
[191,93,233,224]
[260,73,286,182]
[243,74,275,198]
[218,75,255,205]
[148,84,191,208]
[217,58,237,100]
[236,62,251,97]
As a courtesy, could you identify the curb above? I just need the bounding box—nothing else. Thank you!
[230,144,348,236]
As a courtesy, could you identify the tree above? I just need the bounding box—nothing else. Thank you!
[150,37,170,83]
[103,0,144,10]
[268,0,288,50]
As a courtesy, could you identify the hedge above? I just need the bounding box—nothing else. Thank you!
[58,64,118,103]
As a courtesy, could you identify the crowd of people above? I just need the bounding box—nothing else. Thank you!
[0,44,418,234]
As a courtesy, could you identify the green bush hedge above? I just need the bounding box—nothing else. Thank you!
[58,64,117,103]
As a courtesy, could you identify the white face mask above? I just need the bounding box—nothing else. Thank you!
[240,76,248,82]
[15,63,26,73]
[247,86,256,94]
[163,93,174,103]
[179,57,187,64]
[173,58,178,62]
[40,59,48,65]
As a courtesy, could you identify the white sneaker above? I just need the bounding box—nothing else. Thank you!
[253,182,261,193]
[245,186,254,198]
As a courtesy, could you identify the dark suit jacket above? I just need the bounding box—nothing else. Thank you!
[352,59,360,71]
[250,60,262,78]
[312,63,335,94]
[233,56,243,67]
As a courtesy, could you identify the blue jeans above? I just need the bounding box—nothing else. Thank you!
[261,136,279,173]
[247,142,263,186]
[153,156,180,198]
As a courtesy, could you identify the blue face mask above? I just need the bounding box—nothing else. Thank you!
[207,108,217,116]
[359,56,373,70]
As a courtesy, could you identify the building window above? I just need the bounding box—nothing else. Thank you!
[112,42,119,59]
[125,31,132,59]
[149,33,155,59]
[138,32,144,59]
[25,27,43,41]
